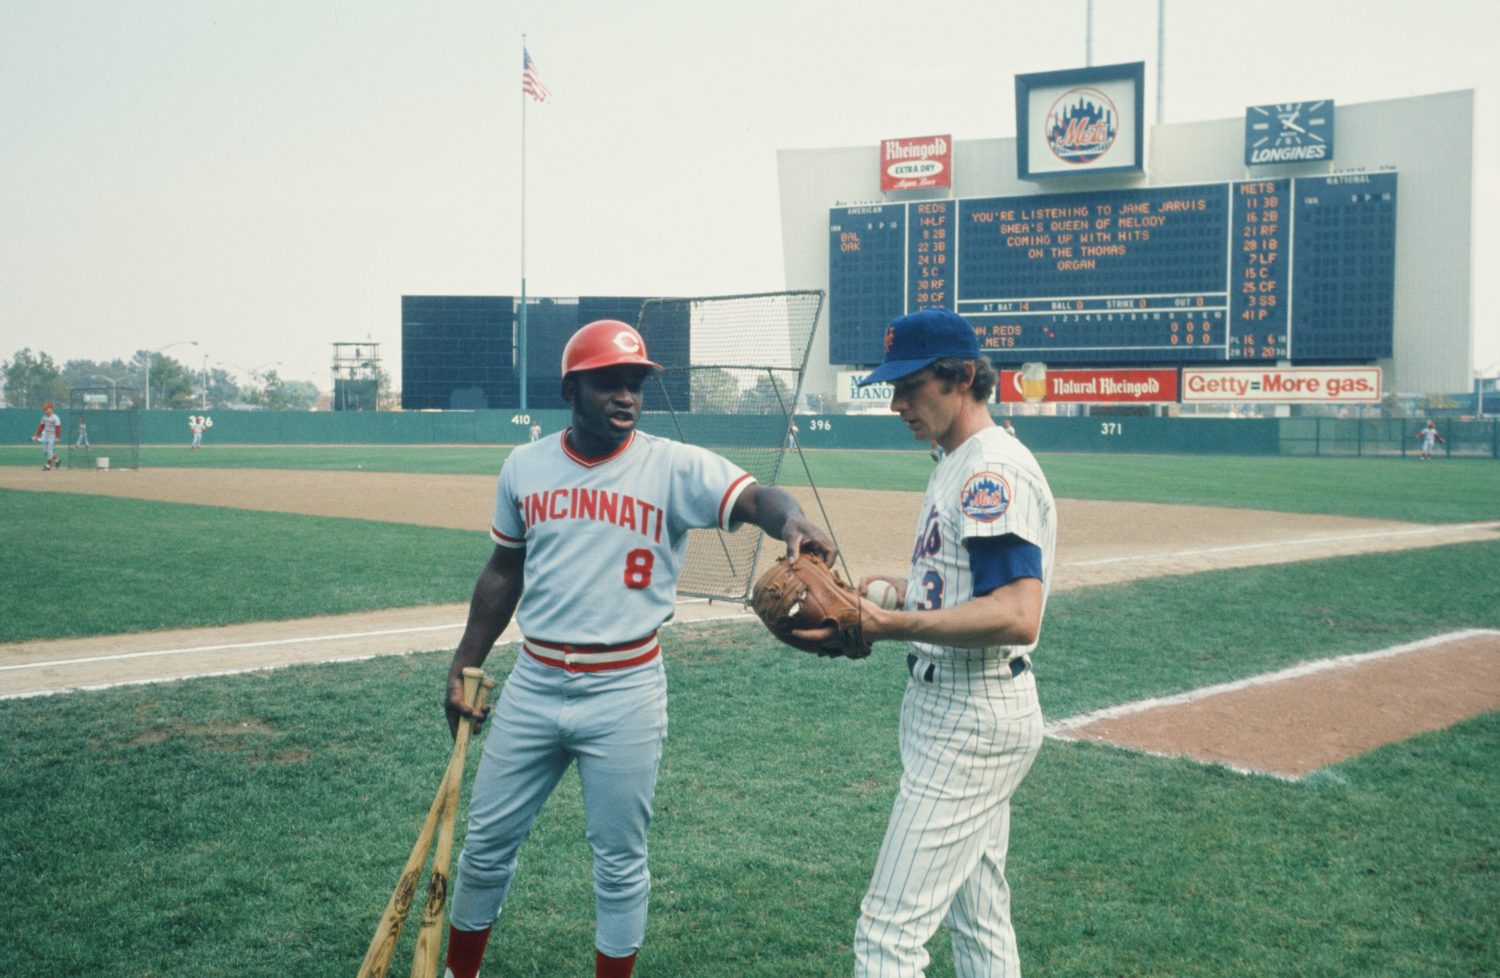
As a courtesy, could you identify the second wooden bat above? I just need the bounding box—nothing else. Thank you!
[356,667,491,978]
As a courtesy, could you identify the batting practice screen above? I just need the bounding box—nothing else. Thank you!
[828,172,1397,365]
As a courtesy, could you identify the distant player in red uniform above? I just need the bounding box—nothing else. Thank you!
[32,403,62,469]
[1415,420,1445,460]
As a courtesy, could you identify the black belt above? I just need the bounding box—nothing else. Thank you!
[906,654,1028,682]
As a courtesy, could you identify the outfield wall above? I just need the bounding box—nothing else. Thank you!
[8,408,1498,457]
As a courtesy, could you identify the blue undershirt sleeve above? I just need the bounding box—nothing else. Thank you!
[968,533,1043,598]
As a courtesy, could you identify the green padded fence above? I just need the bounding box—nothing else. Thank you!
[2,408,1493,458]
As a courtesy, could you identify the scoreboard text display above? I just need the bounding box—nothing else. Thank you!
[828,172,1397,366]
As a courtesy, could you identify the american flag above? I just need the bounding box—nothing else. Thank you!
[522,48,550,102]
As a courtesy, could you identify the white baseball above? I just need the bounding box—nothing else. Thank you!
[865,579,901,610]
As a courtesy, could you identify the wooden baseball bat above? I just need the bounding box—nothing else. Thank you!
[356,668,490,978]
[410,673,497,978]
[408,673,496,978]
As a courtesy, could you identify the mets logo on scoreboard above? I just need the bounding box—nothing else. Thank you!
[961,471,1012,523]
[1045,87,1118,165]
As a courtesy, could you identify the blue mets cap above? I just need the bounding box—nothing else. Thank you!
[857,308,981,386]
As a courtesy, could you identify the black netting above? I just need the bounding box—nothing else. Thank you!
[64,409,141,470]
[634,291,824,601]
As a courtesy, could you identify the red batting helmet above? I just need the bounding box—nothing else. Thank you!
[560,320,662,376]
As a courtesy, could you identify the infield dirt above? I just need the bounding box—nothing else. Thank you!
[3,465,1497,776]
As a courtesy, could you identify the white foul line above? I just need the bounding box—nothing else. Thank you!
[1069,521,1500,567]
[0,622,467,673]
[0,605,759,699]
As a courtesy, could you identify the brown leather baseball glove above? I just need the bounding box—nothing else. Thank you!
[750,553,871,659]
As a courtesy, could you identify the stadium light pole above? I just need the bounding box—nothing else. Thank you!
[89,375,122,410]
[143,340,198,411]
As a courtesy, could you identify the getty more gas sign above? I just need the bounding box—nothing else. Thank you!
[1181,366,1381,403]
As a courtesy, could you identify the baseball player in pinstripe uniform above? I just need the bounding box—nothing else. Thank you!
[849,308,1057,978]
[440,319,836,978]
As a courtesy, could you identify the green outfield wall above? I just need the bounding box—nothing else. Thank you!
[4,408,1496,457]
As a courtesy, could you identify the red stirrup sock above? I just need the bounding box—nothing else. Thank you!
[595,949,638,978]
[443,924,492,978]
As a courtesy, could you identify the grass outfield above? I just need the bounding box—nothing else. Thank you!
[1,543,1497,976]
[0,490,491,643]
[2,446,1496,975]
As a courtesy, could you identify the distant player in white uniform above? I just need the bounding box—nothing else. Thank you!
[440,319,836,978]
[849,309,1057,978]
[528,420,541,442]
[1415,420,1444,460]
[75,417,90,447]
[33,403,62,469]
[1001,417,1019,440]
[188,416,206,450]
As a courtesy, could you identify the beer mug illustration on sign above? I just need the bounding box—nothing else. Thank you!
[1019,362,1048,403]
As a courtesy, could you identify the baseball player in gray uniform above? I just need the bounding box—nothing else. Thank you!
[846,308,1057,978]
[33,403,62,469]
[440,319,836,978]
[1415,420,1444,460]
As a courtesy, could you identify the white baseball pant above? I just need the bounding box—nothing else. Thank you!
[855,660,1043,978]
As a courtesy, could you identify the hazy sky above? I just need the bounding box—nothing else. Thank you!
[2,0,1495,392]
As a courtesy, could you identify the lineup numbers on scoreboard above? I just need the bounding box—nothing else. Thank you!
[914,203,950,306]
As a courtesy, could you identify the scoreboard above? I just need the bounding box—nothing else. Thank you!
[828,173,1396,365]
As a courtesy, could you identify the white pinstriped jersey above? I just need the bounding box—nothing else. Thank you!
[490,429,754,644]
[904,424,1056,663]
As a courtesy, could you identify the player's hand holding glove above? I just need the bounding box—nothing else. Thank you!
[751,553,871,659]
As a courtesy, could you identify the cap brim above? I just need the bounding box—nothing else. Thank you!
[568,356,664,375]
[857,356,940,386]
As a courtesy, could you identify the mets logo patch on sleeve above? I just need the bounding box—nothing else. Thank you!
[960,471,1012,523]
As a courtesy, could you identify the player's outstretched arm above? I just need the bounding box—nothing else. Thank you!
[861,577,1044,649]
[445,544,524,736]
[732,484,837,563]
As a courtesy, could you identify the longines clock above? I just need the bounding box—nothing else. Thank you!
[1245,101,1335,165]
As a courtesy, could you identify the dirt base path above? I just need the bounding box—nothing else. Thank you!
[1050,630,1500,778]
[5,466,1497,591]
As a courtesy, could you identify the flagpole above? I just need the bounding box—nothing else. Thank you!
[518,35,529,413]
